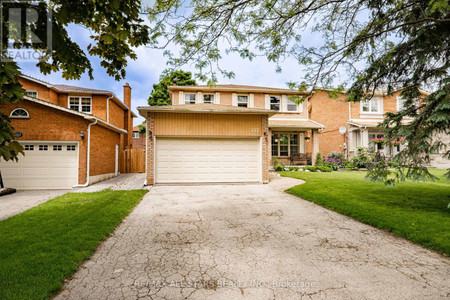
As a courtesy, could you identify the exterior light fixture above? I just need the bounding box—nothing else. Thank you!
[304,136,310,140]
[264,131,268,140]
[80,131,85,140]
[148,131,153,139]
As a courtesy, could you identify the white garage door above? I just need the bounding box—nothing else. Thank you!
[0,142,78,189]
[156,138,261,183]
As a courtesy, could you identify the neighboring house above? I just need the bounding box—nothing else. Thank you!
[309,89,429,159]
[138,84,324,185]
[132,125,145,149]
[0,75,136,189]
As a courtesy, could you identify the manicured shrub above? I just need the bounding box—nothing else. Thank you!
[275,164,284,171]
[315,152,323,166]
[289,166,300,171]
[317,166,332,172]
[272,158,278,168]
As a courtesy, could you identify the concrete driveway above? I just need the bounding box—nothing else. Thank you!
[0,173,145,220]
[57,176,450,300]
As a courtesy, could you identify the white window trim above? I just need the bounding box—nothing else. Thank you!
[237,94,249,107]
[396,95,405,111]
[67,96,92,113]
[272,133,300,157]
[26,90,38,98]
[270,95,281,112]
[133,131,139,138]
[360,97,383,114]
[184,93,196,104]
[10,108,30,119]
[286,96,299,112]
[203,93,215,104]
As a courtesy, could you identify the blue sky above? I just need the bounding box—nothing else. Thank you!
[18,24,312,126]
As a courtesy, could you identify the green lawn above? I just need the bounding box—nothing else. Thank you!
[281,169,450,256]
[0,189,148,300]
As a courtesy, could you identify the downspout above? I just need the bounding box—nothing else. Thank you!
[73,119,98,188]
[106,96,113,123]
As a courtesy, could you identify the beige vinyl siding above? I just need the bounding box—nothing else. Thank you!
[153,113,263,137]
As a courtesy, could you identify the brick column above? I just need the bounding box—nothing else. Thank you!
[311,129,320,166]
[146,112,155,185]
[262,115,270,183]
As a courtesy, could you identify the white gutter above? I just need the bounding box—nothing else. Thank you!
[73,119,98,188]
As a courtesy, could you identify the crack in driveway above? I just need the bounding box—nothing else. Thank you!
[56,178,450,299]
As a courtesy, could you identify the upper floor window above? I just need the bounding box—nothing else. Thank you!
[237,95,248,107]
[69,96,91,113]
[10,108,29,118]
[397,95,419,112]
[361,97,381,113]
[287,97,298,112]
[133,131,139,138]
[203,94,214,104]
[270,96,281,111]
[26,90,38,98]
[185,93,196,104]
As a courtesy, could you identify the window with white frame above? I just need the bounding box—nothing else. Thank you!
[271,133,299,157]
[397,95,419,112]
[361,98,381,113]
[203,94,214,104]
[26,90,38,98]
[237,95,248,107]
[69,96,91,113]
[24,145,34,151]
[287,97,298,112]
[133,131,139,138]
[53,145,62,151]
[184,93,196,104]
[10,108,29,118]
[270,96,281,111]
[39,145,48,151]
[67,145,76,151]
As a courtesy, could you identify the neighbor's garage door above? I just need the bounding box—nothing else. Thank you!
[156,138,260,183]
[0,142,78,189]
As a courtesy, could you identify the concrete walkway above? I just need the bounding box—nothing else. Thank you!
[0,173,145,220]
[0,189,69,220]
[56,175,449,300]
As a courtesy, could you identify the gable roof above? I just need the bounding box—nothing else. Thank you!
[22,96,128,134]
[19,74,137,118]
[168,84,308,95]
[138,103,277,116]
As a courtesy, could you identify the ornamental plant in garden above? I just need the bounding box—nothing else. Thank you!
[322,157,344,170]
[390,137,405,146]
[371,137,385,144]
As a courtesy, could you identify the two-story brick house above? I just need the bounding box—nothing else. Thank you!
[309,89,429,158]
[138,84,324,185]
[0,75,136,189]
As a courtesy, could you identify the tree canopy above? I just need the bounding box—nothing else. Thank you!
[0,0,149,161]
[148,70,197,106]
[146,0,450,180]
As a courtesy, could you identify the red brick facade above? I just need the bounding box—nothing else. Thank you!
[5,76,134,186]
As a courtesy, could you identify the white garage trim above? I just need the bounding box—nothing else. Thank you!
[155,137,261,184]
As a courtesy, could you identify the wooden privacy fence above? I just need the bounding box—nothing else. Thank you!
[120,149,145,173]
